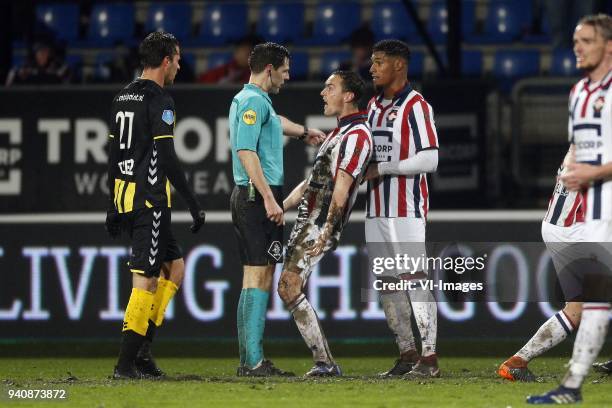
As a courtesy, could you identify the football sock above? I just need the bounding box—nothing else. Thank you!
[562,303,610,389]
[516,311,575,362]
[243,288,269,369]
[380,291,416,355]
[237,289,246,366]
[291,294,334,365]
[149,277,178,327]
[117,288,154,370]
[407,286,438,357]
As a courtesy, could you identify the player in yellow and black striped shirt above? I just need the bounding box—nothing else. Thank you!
[105,31,206,380]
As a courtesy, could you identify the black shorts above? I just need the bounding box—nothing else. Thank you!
[125,207,182,278]
[230,185,284,266]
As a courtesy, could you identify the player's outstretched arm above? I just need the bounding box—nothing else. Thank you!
[306,170,353,257]
[366,149,438,180]
[283,179,308,211]
[278,115,326,145]
[156,138,206,233]
[238,150,284,226]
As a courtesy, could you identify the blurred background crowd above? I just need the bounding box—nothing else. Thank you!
[3,0,611,89]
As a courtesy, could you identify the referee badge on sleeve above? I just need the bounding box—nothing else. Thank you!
[162,110,174,125]
[268,241,282,261]
[242,109,257,125]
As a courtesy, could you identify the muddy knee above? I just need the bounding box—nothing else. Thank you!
[277,271,303,306]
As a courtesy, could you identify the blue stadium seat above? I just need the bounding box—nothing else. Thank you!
[257,3,304,43]
[311,2,361,44]
[94,52,114,80]
[493,49,540,89]
[65,54,83,81]
[206,52,232,71]
[11,54,25,69]
[371,1,416,42]
[320,51,352,78]
[409,51,424,78]
[461,50,483,76]
[65,54,83,68]
[290,51,309,80]
[146,3,192,40]
[550,49,579,77]
[87,4,135,46]
[475,0,532,43]
[197,3,247,46]
[427,0,476,44]
[181,52,196,70]
[523,9,551,44]
[36,4,80,41]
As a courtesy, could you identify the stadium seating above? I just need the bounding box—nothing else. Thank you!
[181,52,196,71]
[550,49,579,77]
[473,0,532,43]
[93,52,114,80]
[35,4,80,42]
[257,2,305,44]
[493,49,540,90]
[461,50,483,76]
[206,52,233,71]
[409,51,424,78]
[320,51,352,78]
[65,54,83,81]
[309,2,361,45]
[371,1,416,42]
[87,3,135,46]
[427,0,476,44]
[145,3,192,40]
[197,3,248,46]
[289,51,309,80]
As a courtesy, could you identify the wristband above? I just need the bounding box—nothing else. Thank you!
[299,125,308,140]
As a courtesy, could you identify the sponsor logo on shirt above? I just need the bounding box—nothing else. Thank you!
[117,93,144,102]
[594,96,605,113]
[162,110,174,126]
[242,110,257,125]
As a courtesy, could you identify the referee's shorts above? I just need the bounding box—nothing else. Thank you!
[230,185,284,266]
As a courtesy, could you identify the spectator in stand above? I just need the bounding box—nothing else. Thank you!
[6,40,71,86]
[198,35,261,84]
[340,26,375,80]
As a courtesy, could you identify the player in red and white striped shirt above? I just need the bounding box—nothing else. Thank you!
[499,151,585,382]
[278,71,372,376]
[528,14,612,404]
[363,40,440,378]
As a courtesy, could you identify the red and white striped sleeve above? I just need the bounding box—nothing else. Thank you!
[337,129,372,179]
[408,99,439,151]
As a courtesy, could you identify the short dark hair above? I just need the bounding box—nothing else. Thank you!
[139,31,180,69]
[372,39,411,62]
[248,42,290,73]
[332,70,365,107]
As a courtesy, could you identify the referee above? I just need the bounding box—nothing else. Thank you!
[229,42,324,376]
[105,32,206,379]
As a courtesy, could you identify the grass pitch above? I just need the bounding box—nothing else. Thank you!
[1,356,611,407]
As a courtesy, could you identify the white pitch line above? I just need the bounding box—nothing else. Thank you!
[0,210,546,224]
